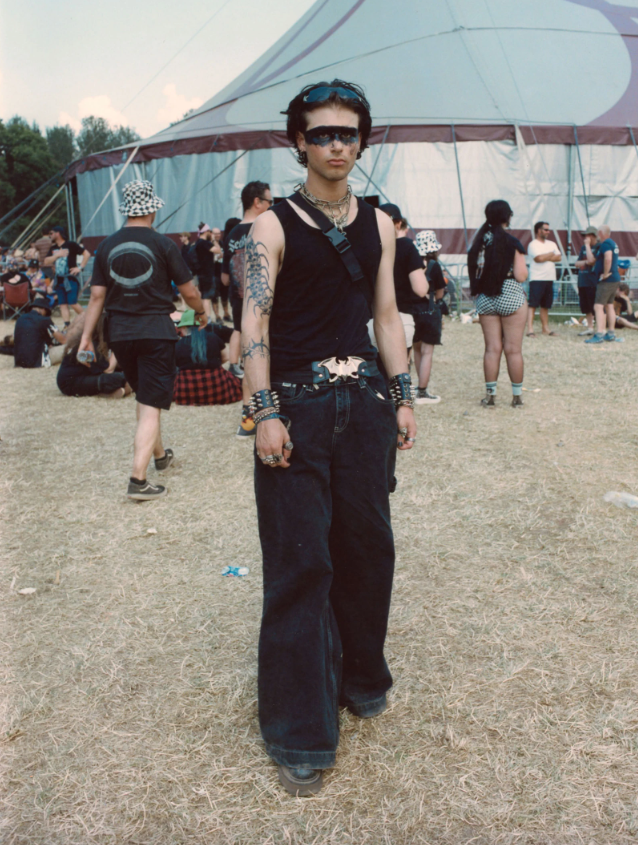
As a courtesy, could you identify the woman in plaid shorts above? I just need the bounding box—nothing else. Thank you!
[467,200,528,408]
[173,311,242,406]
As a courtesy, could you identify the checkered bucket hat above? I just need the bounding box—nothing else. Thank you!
[118,180,165,217]
[415,229,442,256]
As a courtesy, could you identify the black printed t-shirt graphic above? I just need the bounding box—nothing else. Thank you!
[393,237,426,313]
[222,223,252,303]
[48,240,85,277]
[91,227,192,342]
[268,198,381,374]
[13,311,53,367]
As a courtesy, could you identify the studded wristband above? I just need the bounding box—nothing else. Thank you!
[388,373,414,410]
[249,388,280,418]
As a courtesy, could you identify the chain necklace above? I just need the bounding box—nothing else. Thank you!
[296,183,352,231]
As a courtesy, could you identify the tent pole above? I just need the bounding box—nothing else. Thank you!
[363,125,390,198]
[628,125,638,161]
[451,123,469,251]
[11,183,67,248]
[567,143,574,255]
[78,145,140,240]
[66,184,74,242]
[573,126,590,225]
[0,171,61,231]
[14,198,67,252]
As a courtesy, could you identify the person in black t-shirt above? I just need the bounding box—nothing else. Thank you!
[241,80,416,796]
[78,180,206,501]
[210,227,230,322]
[43,226,90,326]
[378,203,428,353]
[13,297,66,368]
[413,230,446,404]
[468,200,528,408]
[194,224,222,321]
[220,181,273,434]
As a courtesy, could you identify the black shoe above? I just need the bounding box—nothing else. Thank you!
[154,448,174,471]
[346,692,387,719]
[127,480,167,501]
[278,765,323,796]
[480,394,496,408]
[511,395,524,408]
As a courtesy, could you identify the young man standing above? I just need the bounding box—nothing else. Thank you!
[584,224,623,344]
[241,80,416,796]
[43,226,91,326]
[526,221,561,337]
[574,226,599,335]
[78,181,206,500]
[220,181,272,436]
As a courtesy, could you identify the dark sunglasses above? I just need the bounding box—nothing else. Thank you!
[302,85,362,104]
[303,125,359,147]
[258,196,273,206]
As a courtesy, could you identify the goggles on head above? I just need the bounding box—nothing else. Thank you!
[302,85,362,104]
[303,125,359,147]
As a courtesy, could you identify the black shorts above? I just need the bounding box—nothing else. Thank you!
[232,299,243,332]
[198,273,216,300]
[528,281,554,309]
[578,286,596,315]
[413,311,442,345]
[110,339,176,410]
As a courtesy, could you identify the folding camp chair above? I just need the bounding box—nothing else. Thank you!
[2,279,32,320]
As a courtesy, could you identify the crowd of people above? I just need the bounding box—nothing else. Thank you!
[1,78,635,800]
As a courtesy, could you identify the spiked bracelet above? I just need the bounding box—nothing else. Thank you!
[253,408,281,425]
[388,373,414,410]
[249,389,280,418]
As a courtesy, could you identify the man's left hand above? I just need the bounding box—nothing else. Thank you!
[195,310,207,329]
[69,267,82,276]
[396,406,417,451]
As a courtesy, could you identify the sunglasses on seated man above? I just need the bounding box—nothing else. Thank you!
[303,125,359,147]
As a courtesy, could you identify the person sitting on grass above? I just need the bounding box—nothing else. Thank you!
[613,283,638,331]
[57,312,130,398]
[173,310,242,406]
[13,297,66,368]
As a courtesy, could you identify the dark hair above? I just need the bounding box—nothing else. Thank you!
[222,217,241,244]
[534,220,548,236]
[241,181,270,212]
[468,200,516,297]
[51,225,67,239]
[282,79,372,167]
[618,282,630,294]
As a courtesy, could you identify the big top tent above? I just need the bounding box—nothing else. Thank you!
[67,0,638,264]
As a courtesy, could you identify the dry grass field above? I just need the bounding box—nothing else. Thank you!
[1,318,638,845]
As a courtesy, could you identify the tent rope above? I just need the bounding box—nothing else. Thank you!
[78,145,140,241]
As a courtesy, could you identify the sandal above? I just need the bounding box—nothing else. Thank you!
[526,332,536,338]
[543,331,557,336]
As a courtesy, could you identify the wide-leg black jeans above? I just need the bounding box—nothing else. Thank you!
[254,374,397,769]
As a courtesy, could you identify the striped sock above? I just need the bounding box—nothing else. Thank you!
[511,382,523,397]
[485,381,497,396]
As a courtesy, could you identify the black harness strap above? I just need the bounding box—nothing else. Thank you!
[287,191,373,307]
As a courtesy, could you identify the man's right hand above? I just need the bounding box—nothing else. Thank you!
[256,418,292,469]
[77,336,96,368]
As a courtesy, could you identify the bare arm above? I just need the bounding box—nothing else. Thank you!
[241,213,291,467]
[584,240,596,266]
[601,251,612,278]
[434,287,445,301]
[77,285,106,363]
[534,251,561,263]
[513,251,528,283]
[221,272,230,288]
[408,267,429,298]
[372,210,416,451]
[176,280,206,326]
[70,248,91,276]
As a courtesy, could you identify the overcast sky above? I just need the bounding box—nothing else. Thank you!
[0,0,316,139]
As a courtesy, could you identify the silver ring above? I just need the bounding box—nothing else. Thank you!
[262,454,277,464]
[398,427,408,438]
[284,441,294,451]
[406,437,416,443]
[273,454,283,462]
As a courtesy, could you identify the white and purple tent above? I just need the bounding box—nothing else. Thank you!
[67,0,638,262]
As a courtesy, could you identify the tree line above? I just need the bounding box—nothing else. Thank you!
[0,116,140,246]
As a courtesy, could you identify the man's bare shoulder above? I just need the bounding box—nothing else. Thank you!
[250,209,285,248]
[374,207,395,246]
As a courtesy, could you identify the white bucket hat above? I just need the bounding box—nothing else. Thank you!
[118,180,165,217]
[415,230,442,256]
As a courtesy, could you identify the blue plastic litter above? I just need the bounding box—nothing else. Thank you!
[221,566,249,577]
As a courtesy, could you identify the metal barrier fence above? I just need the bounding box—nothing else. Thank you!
[441,260,637,317]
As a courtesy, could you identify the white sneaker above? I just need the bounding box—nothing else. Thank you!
[578,328,594,336]
[415,387,441,405]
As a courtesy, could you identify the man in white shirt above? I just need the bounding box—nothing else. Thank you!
[526,221,561,337]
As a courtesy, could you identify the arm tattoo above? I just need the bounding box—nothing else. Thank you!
[242,336,270,361]
[244,236,273,316]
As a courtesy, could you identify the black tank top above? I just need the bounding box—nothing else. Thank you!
[269,197,381,375]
